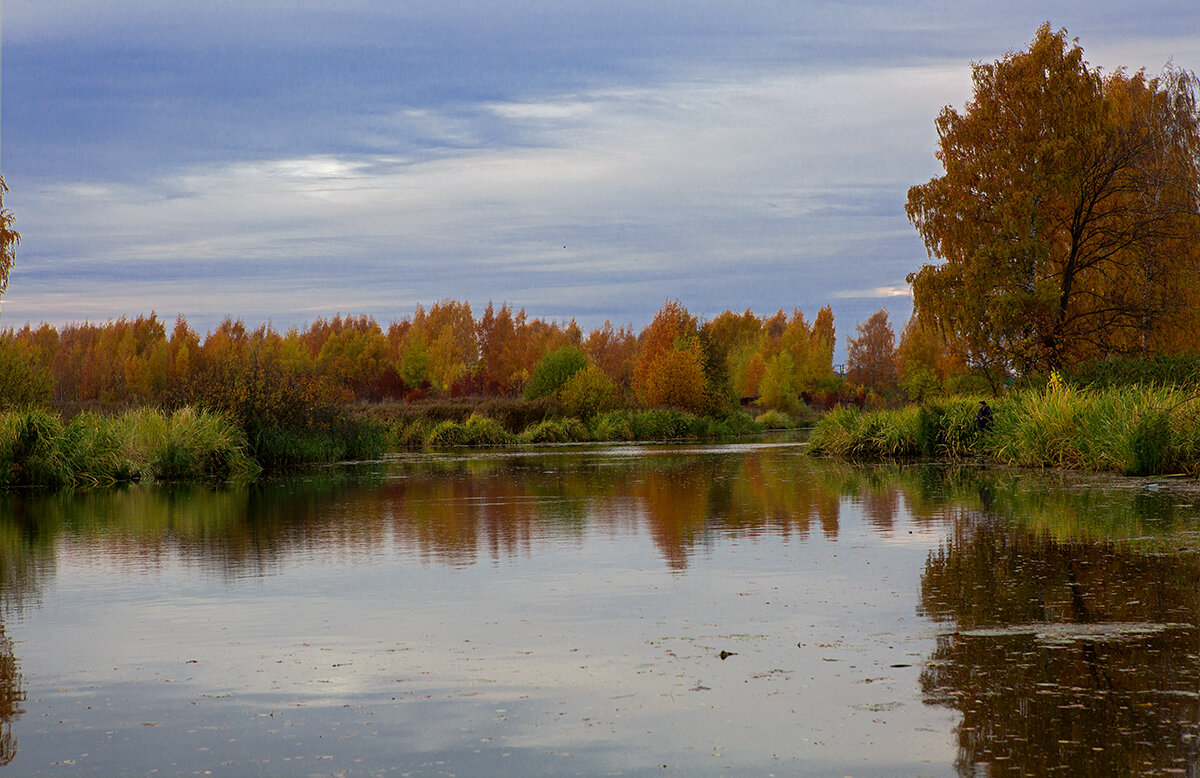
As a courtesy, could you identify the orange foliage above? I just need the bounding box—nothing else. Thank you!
[846,308,898,389]
[0,299,843,420]
[634,301,707,412]
[583,321,638,395]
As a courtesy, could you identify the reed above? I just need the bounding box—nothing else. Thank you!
[807,405,921,459]
[0,407,259,487]
[810,385,1200,476]
[119,407,260,481]
[989,384,1200,475]
[590,410,635,441]
[754,410,795,430]
[0,410,72,487]
[629,408,702,441]
[251,418,386,468]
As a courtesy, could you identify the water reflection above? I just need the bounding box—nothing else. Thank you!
[0,449,1199,775]
[921,511,1200,775]
[0,447,862,583]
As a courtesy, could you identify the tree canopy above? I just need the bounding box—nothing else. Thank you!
[906,24,1200,374]
[846,308,898,389]
[0,177,19,300]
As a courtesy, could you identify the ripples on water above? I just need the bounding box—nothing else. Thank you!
[0,444,1196,776]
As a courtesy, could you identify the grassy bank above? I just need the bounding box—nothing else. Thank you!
[372,405,795,449]
[0,407,261,488]
[1,400,805,488]
[807,385,1200,476]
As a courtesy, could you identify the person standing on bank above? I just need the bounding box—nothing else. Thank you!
[976,400,993,432]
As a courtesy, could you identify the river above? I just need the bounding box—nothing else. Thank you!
[0,442,1195,776]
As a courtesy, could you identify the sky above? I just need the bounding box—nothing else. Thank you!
[3,1,1199,360]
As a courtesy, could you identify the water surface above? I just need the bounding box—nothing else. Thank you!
[0,443,1196,776]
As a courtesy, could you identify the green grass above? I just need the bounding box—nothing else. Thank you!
[517,418,590,444]
[251,418,388,469]
[754,410,795,430]
[0,407,261,487]
[807,405,922,459]
[808,386,1200,476]
[425,414,517,448]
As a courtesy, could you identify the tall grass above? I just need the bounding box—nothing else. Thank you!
[989,385,1200,475]
[251,418,387,469]
[517,417,590,444]
[0,410,72,487]
[0,407,260,487]
[807,405,922,459]
[808,385,1200,476]
[425,414,516,448]
[589,408,763,442]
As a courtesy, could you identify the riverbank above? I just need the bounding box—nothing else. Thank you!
[0,407,260,488]
[1,402,805,488]
[358,402,796,448]
[807,385,1200,477]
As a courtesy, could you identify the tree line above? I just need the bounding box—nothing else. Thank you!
[0,299,924,426]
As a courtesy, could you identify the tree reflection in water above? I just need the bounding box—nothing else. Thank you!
[0,493,35,765]
[921,516,1200,775]
[1,451,1199,774]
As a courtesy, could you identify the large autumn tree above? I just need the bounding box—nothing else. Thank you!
[906,25,1200,374]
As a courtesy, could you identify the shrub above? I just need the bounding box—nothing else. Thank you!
[518,418,590,444]
[755,410,794,430]
[524,346,589,401]
[591,410,635,442]
[757,352,801,415]
[636,344,707,413]
[560,365,620,420]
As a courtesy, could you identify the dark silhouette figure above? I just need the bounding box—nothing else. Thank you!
[976,400,993,432]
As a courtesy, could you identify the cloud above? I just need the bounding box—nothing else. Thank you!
[6,1,1200,348]
[11,63,961,288]
[831,285,913,300]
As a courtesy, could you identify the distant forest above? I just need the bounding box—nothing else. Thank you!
[0,299,939,421]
